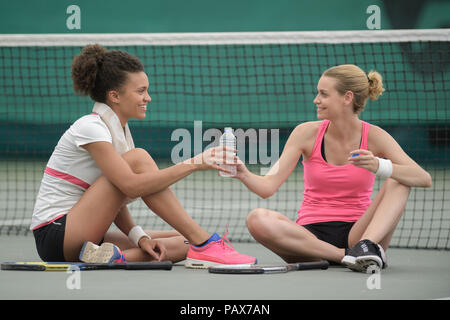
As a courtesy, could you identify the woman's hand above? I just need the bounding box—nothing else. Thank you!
[185,146,238,174]
[138,238,167,261]
[232,156,250,180]
[348,149,379,173]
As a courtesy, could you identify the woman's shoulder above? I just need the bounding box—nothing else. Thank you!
[366,122,390,139]
[71,113,107,130]
[286,121,323,156]
[365,122,396,155]
[73,113,102,124]
[69,113,111,141]
[291,120,322,138]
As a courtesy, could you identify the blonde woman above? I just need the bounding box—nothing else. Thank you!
[235,64,431,272]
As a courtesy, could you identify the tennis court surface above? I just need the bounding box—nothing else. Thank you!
[1,236,449,301]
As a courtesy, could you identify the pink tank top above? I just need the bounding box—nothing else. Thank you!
[296,120,376,225]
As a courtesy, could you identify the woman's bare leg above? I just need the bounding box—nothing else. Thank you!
[104,230,188,262]
[348,178,410,250]
[63,148,210,261]
[246,208,345,263]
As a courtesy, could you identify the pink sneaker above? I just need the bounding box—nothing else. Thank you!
[184,229,257,269]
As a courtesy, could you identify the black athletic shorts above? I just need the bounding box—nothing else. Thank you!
[33,215,105,262]
[302,221,355,249]
[33,215,67,262]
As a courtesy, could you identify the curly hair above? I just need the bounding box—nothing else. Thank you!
[71,44,144,103]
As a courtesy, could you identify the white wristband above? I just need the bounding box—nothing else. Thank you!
[375,157,393,178]
[128,225,150,248]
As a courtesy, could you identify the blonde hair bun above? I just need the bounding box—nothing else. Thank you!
[323,64,385,114]
[367,70,385,101]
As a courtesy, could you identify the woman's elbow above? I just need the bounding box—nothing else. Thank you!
[260,188,276,199]
[423,172,432,188]
[260,192,271,199]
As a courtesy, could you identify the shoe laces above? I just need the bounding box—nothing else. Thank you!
[217,229,235,252]
[362,239,378,253]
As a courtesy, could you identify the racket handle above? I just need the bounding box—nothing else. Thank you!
[1,263,45,271]
[295,260,329,270]
[124,261,173,270]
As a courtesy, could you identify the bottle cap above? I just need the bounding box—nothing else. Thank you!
[224,127,233,132]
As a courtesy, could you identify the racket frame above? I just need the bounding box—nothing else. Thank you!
[208,260,329,274]
[1,261,173,271]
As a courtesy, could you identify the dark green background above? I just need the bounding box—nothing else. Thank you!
[1,0,449,33]
[0,0,449,164]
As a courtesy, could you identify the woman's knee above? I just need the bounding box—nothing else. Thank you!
[383,178,411,196]
[246,208,267,228]
[122,148,158,173]
[246,208,277,240]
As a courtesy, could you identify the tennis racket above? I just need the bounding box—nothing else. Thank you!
[208,260,329,274]
[1,261,173,271]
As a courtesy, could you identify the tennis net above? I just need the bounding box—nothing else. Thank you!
[0,30,449,249]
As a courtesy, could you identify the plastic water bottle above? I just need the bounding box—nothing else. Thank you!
[219,127,237,177]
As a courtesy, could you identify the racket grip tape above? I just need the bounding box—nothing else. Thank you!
[123,261,173,270]
[295,260,329,270]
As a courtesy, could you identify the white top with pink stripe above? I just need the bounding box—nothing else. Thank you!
[30,114,112,230]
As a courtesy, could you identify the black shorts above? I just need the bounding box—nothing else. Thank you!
[33,215,67,262]
[302,221,355,249]
[33,215,105,262]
